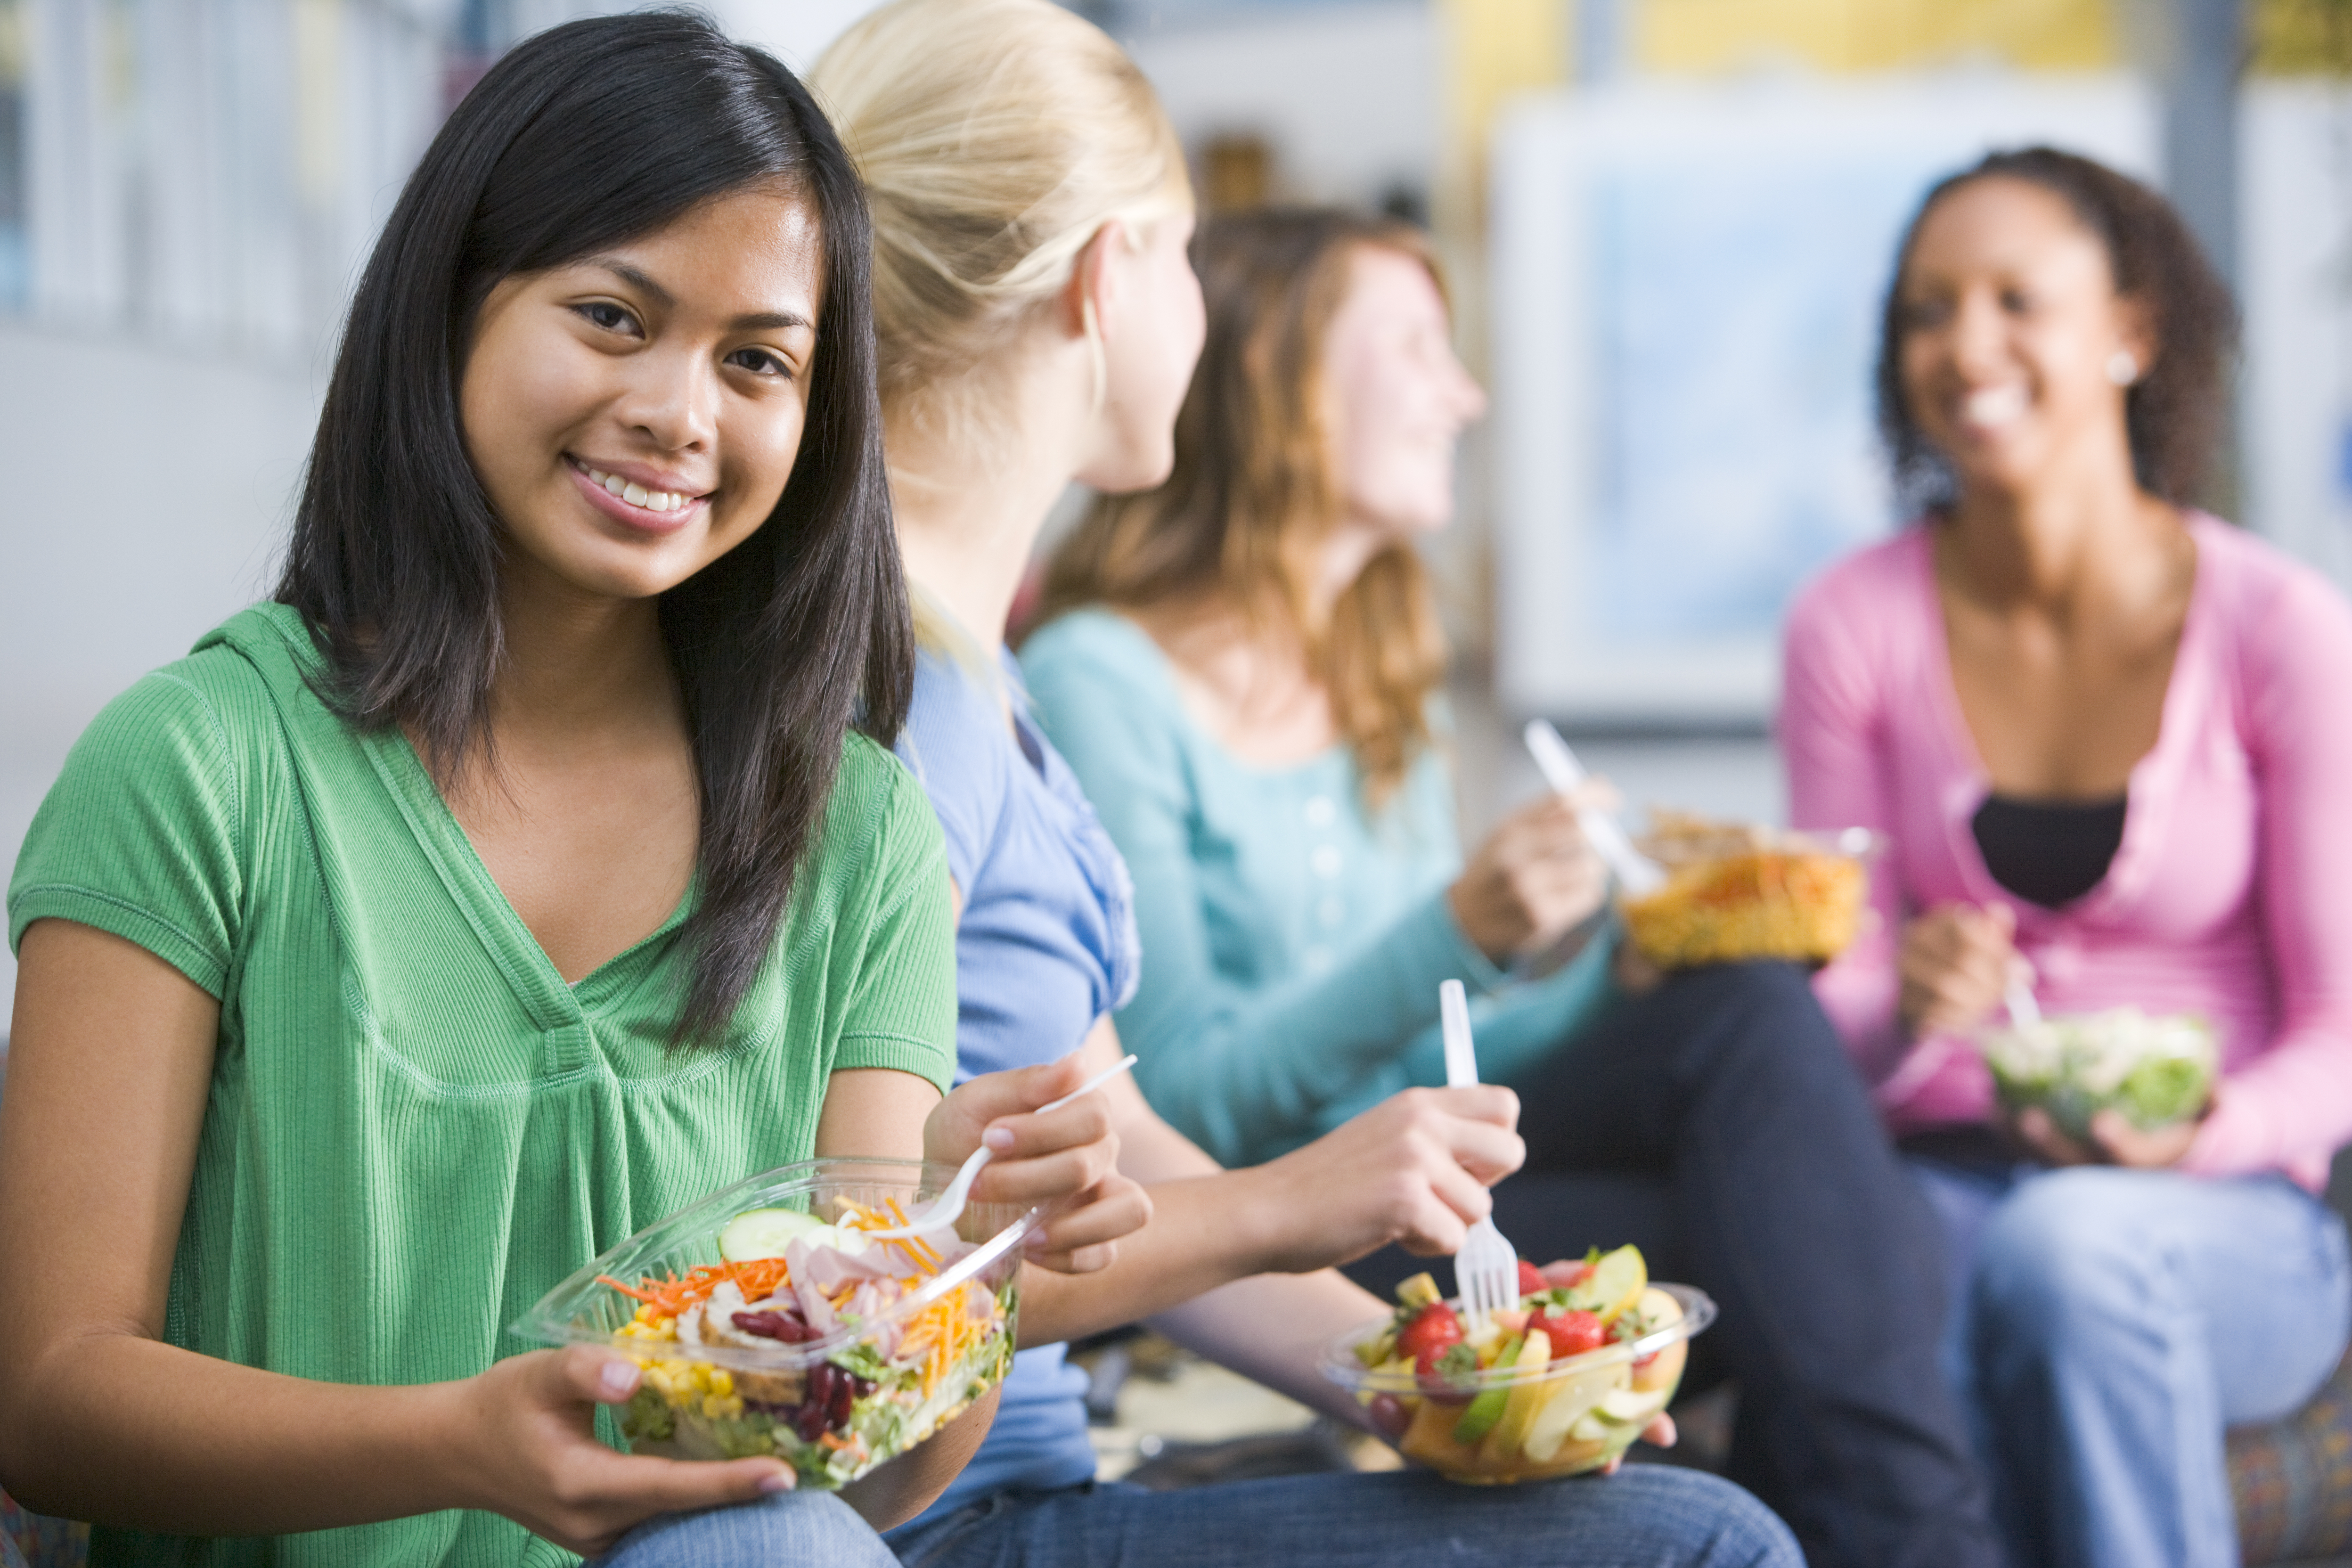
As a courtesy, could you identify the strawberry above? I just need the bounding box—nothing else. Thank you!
[1527,1307,1608,1359]
[1396,1301,1464,1364]
[1516,1259,1549,1298]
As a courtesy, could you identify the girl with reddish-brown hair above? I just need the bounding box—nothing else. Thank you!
[1024,207,2003,1568]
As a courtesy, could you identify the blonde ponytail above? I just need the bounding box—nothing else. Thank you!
[811,0,1189,454]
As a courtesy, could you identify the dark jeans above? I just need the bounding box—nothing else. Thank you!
[1348,962,2000,1568]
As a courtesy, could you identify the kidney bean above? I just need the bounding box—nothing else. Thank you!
[732,1309,813,1343]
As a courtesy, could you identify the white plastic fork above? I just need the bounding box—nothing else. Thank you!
[1440,980,1519,1338]
[1522,720,1668,898]
[861,1054,1139,1243]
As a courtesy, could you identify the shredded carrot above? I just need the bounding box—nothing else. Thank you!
[600,1254,797,1322]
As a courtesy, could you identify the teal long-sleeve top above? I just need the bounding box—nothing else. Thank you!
[1019,608,1620,1168]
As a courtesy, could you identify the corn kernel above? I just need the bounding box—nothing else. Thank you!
[708,1369,734,1398]
[702,1392,743,1420]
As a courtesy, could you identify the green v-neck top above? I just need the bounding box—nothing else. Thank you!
[7,604,957,1568]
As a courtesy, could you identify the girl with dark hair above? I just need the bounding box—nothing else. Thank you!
[0,14,1138,1565]
[1785,146,2352,1565]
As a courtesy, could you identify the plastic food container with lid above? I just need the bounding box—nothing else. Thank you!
[1321,1283,1715,1484]
[1622,810,1879,970]
[514,1156,1037,1490]
[1979,1007,2218,1138]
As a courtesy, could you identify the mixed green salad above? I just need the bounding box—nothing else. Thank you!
[601,1200,1016,1488]
[1980,1007,2217,1137]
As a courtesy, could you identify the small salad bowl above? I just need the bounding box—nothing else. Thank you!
[516,1157,1040,1496]
[1323,1259,1715,1486]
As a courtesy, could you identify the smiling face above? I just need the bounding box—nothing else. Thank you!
[458,182,825,605]
[1323,245,1487,543]
[1895,176,2150,502]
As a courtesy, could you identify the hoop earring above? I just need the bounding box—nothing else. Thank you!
[1082,295,1108,418]
[2106,349,2140,387]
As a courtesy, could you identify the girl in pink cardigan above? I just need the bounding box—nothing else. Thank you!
[1783,148,2352,1568]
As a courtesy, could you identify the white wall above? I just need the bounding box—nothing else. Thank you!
[722,0,1439,208]
[2242,82,2352,592]
[0,322,316,1009]
[1125,2,1436,207]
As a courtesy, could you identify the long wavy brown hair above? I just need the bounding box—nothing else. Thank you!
[1032,208,1450,806]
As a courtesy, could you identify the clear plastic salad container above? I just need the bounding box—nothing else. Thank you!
[515,1156,1037,1490]
[1624,810,1879,970]
[1322,1253,1714,1485]
[1980,1007,2218,1138]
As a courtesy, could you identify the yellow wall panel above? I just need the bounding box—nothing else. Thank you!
[1636,0,2118,74]
[1443,0,1570,139]
[2253,0,2352,74]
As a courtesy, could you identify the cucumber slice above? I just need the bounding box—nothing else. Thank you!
[718,1208,824,1262]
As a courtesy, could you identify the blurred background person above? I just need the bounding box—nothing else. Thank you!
[1783,146,2352,1568]
[1022,206,2001,1568]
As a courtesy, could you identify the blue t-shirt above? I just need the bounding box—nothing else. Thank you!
[893,647,1141,1518]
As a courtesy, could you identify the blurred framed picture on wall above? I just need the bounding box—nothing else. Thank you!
[1488,75,2157,727]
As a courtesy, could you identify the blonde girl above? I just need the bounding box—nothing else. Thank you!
[811,4,1798,1564]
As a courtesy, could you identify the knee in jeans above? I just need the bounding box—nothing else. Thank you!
[601,1489,890,1568]
[1971,1169,2172,1356]
[1664,961,1845,1073]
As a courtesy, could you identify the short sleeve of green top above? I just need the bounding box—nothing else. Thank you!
[6,604,956,1568]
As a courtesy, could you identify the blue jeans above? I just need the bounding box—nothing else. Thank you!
[596,1488,898,1568]
[1908,1158,2352,1568]
[886,1469,1800,1568]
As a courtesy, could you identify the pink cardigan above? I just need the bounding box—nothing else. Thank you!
[1780,516,2352,1190]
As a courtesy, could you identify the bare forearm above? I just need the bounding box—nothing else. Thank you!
[0,1332,465,1533]
[1150,1270,1389,1426]
[1017,1164,1292,1345]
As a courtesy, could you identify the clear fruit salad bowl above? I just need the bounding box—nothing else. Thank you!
[514,1156,1037,1491]
[1321,1248,1715,1485]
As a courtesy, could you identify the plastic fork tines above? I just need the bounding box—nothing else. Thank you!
[1439,980,1519,1338]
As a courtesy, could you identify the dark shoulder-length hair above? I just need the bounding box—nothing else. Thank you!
[278,10,911,1043]
[1877,146,2239,516]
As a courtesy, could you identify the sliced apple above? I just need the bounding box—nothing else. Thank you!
[1480,1330,1552,1463]
[1561,1244,1647,1324]
[1624,1287,1688,1394]
[1597,1386,1672,1425]
[1453,1334,1523,1445]
[1521,1358,1629,1462]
